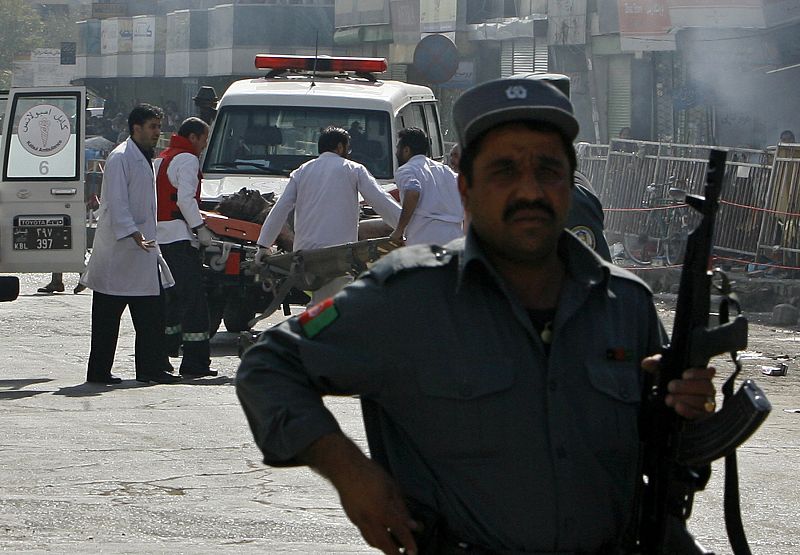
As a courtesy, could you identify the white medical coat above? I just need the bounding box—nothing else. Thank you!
[82,138,173,296]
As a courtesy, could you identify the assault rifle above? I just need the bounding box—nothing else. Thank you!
[628,150,772,554]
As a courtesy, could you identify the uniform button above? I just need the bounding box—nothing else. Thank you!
[556,446,567,459]
[620,387,630,400]
[548,380,557,392]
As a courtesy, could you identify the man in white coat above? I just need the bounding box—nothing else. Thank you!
[81,104,179,385]
[389,127,464,246]
[256,126,401,304]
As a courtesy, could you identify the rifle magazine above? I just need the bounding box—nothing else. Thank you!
[675,380,771,467]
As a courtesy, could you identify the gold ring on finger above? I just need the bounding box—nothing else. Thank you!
[704,397,716,413]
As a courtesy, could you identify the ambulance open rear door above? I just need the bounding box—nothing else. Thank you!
[0,87,86,273]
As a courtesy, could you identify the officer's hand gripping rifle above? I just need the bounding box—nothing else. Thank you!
[631,150,771,555]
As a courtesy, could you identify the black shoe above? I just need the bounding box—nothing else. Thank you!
[179,367,219,378]
[136,370,181,384]
[86,374,122,384]
[38,282,65,293]
[161,360,175,373]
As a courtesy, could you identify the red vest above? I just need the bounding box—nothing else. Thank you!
[156,134,202,222]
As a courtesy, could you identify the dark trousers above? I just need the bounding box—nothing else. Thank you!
[161,241,210,371]
[86,290,166,379]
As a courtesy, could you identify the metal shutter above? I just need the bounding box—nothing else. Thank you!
[607,55,632,140]
[501,38,548,76]
[534,35,548,72]
[387,63,407,82]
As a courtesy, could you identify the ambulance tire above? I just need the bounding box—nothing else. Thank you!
[223,296,256,333]
[207,295,225,338]
[208,298,225,337]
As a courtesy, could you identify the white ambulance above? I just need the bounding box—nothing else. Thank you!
[200,54,445,203]
[198,56,445,332]
[0,87,87,286]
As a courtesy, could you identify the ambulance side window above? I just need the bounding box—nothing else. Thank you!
[398,103,443,159]
[423,103,443,160]
[398,104,425,137]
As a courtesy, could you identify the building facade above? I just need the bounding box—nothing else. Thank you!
[16,0,799,148]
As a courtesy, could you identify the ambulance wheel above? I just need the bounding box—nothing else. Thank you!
[223,297,256,333]
[208,295,225,338]
[208,299,225,337]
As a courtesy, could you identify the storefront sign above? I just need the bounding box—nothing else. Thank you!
[92,3,126,19]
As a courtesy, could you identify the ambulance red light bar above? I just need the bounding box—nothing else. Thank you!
[255,55,387,74]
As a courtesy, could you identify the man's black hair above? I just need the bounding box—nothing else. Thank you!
[459,121,576,186]
[318,126,350,153]
[128,104,164,133]
[178,117,209,139]
[398,127,429,157]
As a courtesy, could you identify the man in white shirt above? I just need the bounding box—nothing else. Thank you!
[389,127,464,246]
[155,117,217,378]
[257,126,401,303]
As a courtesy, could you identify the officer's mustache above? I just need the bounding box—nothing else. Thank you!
[503,200,556,222]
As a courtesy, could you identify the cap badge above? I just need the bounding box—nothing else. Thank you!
[505,85,527,100]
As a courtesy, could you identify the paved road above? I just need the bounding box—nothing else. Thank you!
[1,274,798,553]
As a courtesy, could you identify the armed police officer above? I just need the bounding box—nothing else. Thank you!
[236,79,716,554]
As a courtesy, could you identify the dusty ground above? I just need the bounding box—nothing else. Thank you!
[0,273,797,554]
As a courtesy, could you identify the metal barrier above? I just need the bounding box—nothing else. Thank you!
[577,140,800,270]
[754,144,800,269]
[575,142,609,190]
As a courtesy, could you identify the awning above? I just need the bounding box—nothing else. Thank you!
[334,24,393,46]
[467,15,546,42]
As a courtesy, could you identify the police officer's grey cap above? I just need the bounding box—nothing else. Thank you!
[453,78,579,150]
[511,72,571,98]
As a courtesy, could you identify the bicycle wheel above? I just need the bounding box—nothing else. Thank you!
[665,218,688,266]
[623,212,664,265]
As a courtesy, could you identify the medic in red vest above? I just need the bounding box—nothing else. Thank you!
[156,134,203,222]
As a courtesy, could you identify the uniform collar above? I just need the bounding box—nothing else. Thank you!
[456,227,610,293]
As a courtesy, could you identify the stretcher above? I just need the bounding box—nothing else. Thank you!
[248,236,397,327]
[200,209,397,335]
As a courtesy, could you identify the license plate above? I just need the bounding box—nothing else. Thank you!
[13,214,72,251]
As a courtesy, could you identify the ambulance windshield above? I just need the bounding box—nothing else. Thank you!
[204,106,393,179]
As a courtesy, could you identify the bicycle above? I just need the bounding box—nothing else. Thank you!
[622,176,691,266]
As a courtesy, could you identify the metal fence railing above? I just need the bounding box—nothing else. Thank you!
[575,142,609,190]
[577,140,800,271]
[754,144,800,270]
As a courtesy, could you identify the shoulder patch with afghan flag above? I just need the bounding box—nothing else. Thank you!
[298,298,339,338]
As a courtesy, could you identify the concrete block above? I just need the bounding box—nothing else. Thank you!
[772,303,799,326]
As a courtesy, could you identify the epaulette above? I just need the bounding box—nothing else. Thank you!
[364,244,455,284]
[605,262,653,296]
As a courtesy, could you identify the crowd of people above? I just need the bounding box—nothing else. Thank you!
[22,75,725,553]
[69,89,475,383]
[44,76,618,390]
